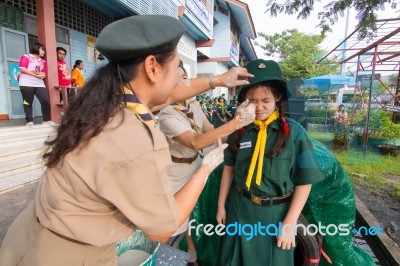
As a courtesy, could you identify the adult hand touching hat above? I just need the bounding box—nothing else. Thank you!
[213,67,254,88]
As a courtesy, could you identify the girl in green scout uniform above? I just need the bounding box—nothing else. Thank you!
[216,59,324,266]
[211,97,219,127]
[214,96,228,128]
[205,98,214,124]
[227,96,238,121]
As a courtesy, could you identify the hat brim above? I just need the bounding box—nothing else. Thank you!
[238,79,290,103]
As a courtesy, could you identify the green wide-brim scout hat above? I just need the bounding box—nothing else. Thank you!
[238,59,290,103]
[96,15,186,61]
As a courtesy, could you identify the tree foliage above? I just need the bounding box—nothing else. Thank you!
[265,0,399,40]
[257,29,338,79]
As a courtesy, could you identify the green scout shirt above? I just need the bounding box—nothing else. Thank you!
[228,104,238,116]
[225,118,324,198]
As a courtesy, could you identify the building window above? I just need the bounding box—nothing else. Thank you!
[1,0,113,37]
[54,0,113,37]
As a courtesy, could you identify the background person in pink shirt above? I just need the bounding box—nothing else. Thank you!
[18,43,51,127]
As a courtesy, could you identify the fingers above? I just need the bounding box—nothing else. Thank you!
[239,99,249,107]
[234,102,255,126]
[233,67,254,78]
[214,138,222,149]
[217,138,222,148]
[216,211,226,225]
[276,236,296,250]
[202,143,227,171]
[219,143,228,152]
[277,237,282,248]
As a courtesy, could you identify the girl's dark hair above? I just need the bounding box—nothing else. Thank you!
[56,47,67,54]
[30,43,45,55]
[43,51,175,167]
[73,60,83,70]
[178,60,187,77]
[230,81,288,157]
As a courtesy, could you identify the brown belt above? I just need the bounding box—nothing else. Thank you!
[171,153,198,164]
[236,185,293,206]
[37,217,89,245]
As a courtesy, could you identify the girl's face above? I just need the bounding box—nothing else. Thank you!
[339,106,344,111]
[78,63,84,70]
[245,85,281,121]
[39,47,46,57]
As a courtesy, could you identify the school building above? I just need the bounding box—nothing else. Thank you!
[0,0,257,123]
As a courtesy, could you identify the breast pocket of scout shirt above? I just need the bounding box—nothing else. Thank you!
[263,148,293,196]
[234,147,253,180]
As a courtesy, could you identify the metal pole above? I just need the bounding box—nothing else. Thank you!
[340,8,351,75]
[363,47,378,156]
[325,83,331,131]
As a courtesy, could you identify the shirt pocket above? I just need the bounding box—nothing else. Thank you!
[264,151,292,181]
[234,149,252,179]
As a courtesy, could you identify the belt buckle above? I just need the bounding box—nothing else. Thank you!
[250,194,262,205]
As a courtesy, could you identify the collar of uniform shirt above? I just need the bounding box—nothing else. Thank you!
[245,119,280,134]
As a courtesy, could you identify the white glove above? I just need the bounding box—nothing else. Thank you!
[202,138,228,172]
[234,99,256,128]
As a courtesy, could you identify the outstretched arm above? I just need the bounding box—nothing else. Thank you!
[145,142,228,243]
[151,67,253,111]
[173,100,255,151]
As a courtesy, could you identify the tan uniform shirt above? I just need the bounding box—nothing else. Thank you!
[158,98,208,235]
[35,109,179,247]
[159,98,207,158]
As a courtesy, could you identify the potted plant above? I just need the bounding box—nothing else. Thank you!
[352,109,389,146]
[375,112,400,156]
[329,120,355,151]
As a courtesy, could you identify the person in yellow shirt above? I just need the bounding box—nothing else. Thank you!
[71,60,85,88]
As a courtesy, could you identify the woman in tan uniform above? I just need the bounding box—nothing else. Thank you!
[0,15,253,266]
[158,62,255,265]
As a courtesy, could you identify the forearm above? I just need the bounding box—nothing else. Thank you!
[188,121,236,150]
[174,165,211,226]
[218,166,234,209]
[171,76,219,103]
[151,77,215,112]
[20,67,38,77]
[283,184,312,223]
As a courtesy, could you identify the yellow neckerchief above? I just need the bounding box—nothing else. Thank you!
[171,101,203,158]
[123,87,156,127]
[218,102,226,115]
[245,109,280,190]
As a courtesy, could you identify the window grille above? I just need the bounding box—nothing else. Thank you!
[117,0,177,17]
[1,0,113,37]
[54,0,113,37]
[2,0,37,16]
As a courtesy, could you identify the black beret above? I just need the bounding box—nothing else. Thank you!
[95,15,186,61]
